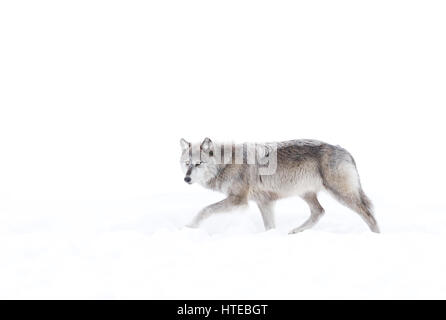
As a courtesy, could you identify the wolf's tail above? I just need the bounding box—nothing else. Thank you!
[359,187,374,214]
[321,145,380,233]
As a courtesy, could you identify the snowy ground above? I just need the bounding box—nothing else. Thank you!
[1,190,445,299]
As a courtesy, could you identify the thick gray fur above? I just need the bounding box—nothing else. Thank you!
[180,138,380,234]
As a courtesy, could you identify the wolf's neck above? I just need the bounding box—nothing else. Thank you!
[204,164,227,191]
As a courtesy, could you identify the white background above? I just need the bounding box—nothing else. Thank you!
[0,1,445,299]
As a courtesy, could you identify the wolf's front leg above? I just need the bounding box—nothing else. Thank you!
[256,200,276,230]
[187,195,247,228]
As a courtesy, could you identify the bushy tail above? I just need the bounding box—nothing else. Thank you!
[320,146,380,232]
[359,187,374,214]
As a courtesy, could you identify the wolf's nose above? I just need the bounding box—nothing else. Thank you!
[184,176,191,183]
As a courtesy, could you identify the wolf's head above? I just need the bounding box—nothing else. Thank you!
[180,137,219,185]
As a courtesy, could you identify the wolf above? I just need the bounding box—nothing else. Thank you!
[180,138,379,234]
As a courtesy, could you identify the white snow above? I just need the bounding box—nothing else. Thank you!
[1,190,446,299]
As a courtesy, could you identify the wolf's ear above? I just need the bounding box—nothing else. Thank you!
[180,138,190,150]
[201,137,214,156]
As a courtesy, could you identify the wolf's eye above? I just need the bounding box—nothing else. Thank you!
[185,161,190,166]
[195,161,204,167]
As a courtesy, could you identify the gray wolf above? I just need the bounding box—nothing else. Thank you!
[180,138,379,234]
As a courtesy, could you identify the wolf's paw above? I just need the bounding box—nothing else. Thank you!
[185,222,199,229]
[288,228,304,235]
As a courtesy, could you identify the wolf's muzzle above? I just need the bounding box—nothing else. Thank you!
[184,166,193,184]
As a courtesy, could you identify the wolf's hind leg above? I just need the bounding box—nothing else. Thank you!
[187,195,247,228]
[256,201,276,230]
[289,193,325,234]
